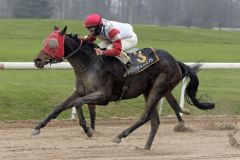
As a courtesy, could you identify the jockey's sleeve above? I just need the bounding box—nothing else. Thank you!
[86,35,97,43]
[102,29,122,56]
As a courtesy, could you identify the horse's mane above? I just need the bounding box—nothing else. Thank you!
[66,33,79,41]
[66,33,98,49]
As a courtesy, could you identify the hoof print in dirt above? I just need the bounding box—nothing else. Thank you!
[228,130,240,149]
[204,122,237,130]
[174,123,194,132]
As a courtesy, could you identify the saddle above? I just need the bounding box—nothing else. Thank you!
[101,47,159,100]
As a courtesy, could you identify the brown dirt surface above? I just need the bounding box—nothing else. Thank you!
[0,116,240,160]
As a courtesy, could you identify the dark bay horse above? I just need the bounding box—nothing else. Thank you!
[32,26,214,150]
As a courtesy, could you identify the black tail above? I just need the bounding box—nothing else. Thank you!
[178,61,215,110]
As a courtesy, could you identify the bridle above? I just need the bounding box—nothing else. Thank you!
[40,32,123,78]
[46,35,97,74]
[46,35,83,65]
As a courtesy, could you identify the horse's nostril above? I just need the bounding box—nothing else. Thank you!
[34,58,42,66]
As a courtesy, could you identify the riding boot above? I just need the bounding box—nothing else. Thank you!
[123,61,141,77]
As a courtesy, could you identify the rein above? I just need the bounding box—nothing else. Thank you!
[64,35,97,73]
[47,35,119,76]
[64,36,83,59]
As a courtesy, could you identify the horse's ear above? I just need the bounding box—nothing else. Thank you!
[59,25,67,36]
[53,26,60,31]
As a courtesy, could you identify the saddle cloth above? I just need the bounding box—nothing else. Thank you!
[125,48,159,75]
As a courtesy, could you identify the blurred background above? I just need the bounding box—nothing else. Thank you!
[0,0,239,121]
[1,0,240,28]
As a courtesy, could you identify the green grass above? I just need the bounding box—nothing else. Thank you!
[0,19,240,120]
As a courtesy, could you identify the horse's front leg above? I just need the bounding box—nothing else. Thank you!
[88,105,96,130]
[74,91,108,137]
[31,90,79,135]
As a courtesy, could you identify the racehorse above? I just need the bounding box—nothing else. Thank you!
[32,26,214,150]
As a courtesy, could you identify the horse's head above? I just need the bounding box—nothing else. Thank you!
[34,26,68,68]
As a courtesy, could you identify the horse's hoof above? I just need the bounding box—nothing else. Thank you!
[112,136,121,143]
[31,129,40,135]
[144,146,151,150]
[86,128,93,138]
[135,146,151,150]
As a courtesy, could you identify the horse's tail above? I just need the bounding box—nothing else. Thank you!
[177,61,215,110]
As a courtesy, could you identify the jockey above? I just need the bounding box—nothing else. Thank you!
[83,13,139,77]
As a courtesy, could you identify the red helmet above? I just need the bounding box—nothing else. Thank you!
[84,14,102,27]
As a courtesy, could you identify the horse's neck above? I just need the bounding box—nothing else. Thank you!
[66,46,97,73]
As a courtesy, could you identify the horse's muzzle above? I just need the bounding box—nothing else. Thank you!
[34,58,46,68]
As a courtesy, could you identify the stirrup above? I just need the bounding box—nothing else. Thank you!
[123,71,129,78]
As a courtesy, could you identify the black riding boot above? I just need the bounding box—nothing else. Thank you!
[123,61,140,77]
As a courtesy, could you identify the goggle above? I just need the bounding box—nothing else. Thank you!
[86,26,96,32]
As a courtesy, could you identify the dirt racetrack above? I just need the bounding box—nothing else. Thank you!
[0,116,240,160]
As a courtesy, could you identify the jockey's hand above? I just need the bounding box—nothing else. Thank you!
[79,36,87,41]
[95,48,103,55]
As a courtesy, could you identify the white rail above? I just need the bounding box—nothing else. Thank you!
[1,62,240,118]
[1,62,240,70]
[0,62,72,69]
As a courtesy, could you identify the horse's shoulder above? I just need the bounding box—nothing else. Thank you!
[101,56,125,79]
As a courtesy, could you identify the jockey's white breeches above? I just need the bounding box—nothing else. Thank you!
[98,33,138,64]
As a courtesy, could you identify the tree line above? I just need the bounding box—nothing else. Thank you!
[0,0,240,28]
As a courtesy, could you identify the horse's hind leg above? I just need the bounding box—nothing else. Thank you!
[165,93,193,132]
[165,93,184,123]
[113,73,168,149]
[142,92,160,150]
[144,106,160,150]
